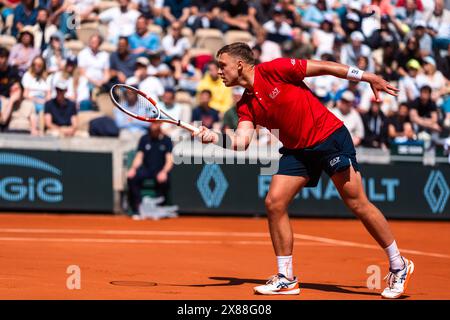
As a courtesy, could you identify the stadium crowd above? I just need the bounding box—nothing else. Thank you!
[0,0,449,150]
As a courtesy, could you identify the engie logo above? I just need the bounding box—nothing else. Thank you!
[0,152,63,203]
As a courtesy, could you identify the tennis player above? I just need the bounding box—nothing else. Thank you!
[193,42,414,299]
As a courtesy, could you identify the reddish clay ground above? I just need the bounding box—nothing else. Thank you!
[0,213,449,300]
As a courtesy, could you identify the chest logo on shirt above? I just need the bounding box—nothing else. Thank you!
[269,87,280,99]
[291,59,296,66]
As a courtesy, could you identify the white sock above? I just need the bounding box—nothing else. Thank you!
[277,255,293,280]
[384,241,404,271]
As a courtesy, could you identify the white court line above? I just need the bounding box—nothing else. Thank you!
[0,228,448,259]
[0,237,330,246]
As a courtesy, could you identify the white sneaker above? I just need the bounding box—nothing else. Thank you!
[254,273,300,295]
[381,257,415,299]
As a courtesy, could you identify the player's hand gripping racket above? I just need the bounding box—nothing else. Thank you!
[110,84,200,134]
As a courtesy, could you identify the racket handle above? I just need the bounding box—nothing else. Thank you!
[178,121,200,134]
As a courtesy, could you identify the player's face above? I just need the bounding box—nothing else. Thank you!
[217,53,240,87]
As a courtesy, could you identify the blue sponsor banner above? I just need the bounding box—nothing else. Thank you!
[0,149,113,212]
[171,162,450,220]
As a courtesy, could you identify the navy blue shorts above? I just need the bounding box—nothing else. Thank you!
[277,125,359,188]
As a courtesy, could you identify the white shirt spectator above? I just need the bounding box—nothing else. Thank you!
[340,43,374,72]
[398,75,421,103]
[99,6,140,44]
[262,20,292,37]
[21,72,50,105]
[331,107,365,141]
[77,47,110,82]
[360,91,399,116]
[126,75,165,104]
[161,35,191,58]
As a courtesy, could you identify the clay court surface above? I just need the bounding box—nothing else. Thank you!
[0,213,449,300]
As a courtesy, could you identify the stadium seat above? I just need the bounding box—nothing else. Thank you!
[96,92,115,118]
[224,30,253,45]
[64,40,85,55]
[3,13,14,35]
[99,41,117,53]
[193,28,225,56]
[76,22,100,45]
[0,35,17,50]
[97,0,119,12]
[175,91,193,106]
[182,27,194,46]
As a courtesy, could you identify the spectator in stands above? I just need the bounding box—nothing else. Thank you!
[250,28,282,63]
[161,0,191,27]
[398,59,422,103]
[301,0,330,30]
[8,29,40,75]
[0,81,38,135]
[113,84,148,137]
[158,89,191,139]
[312,15,338,59]
[44,80,78,137]
[282,27,314,60]
[388,102,416,143]
[48,56,80,103]
[395,0,424,27]
[126,57,164,102]
[342,11,362,39]
[170,55,201,95]
[22,56,50,114]
[0,47,20,98]
[187,0,222,31]
[127,122,174,214]
[30,7,58,52]
[110,36,139,84]
[277,0,302,27]
[97,0,140,44]
[11,0,37,37]
[330,90,365,146]
[397,36,422,76]
[248,0,275,26]
[416,56,448,104]
[128,15,161,56]
[425,0,450,51]
[408,85,442,134]
[220,0,250,31]
[148,52,175,90]
[362,98,389,149]
[77,34,110,97]
[406,20,433,58]
[192,89,220,130]
[222,86,244,132]
[340,31,374,72]
[367,15,400,50]
[42,31,72,74]
[161,21,191,62]
[47,0,75,39]
[196,61,232,114]
[263,6,292,45]
[71,0,99,22]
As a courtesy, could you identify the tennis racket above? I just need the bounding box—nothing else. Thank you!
[110,84,200,134]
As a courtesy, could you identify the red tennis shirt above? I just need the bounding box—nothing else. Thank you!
[237,58,343,149]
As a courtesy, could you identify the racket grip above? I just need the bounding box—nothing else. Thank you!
[179,121,200,134]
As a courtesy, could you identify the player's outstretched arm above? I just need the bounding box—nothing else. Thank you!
[192,120,255,151]
[305,60,399,102]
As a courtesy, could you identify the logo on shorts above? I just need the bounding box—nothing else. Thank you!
[269,87,280,99]
[329,157,341,167]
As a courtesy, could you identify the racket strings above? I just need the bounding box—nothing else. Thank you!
[112,86,159,119]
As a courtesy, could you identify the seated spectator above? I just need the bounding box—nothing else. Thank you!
[170,56,201,95]
[396,36,422,76]
[395,0,424,27]
[161,0,191,27]
[97,0,140,44]
[187,0,223,31]
[0,81,38,135]
[340,31,374,72]
[405,20,433,58]
[408,85,442,134]
[388,102,417,143]
[127,122,174,214]
[330,90,365,146]
[282,27,314,60]
[110,37,139,84]
[47,0,76,39]
[398,59,422,103]
[8,29,40,75]
[147,52,175,90]
[0,47,20,98]
[220,0,250,31]
[71,0,99,22]
[113,85,148,138]
[301,0,329,30]
[42,31,72,74]
[22,56,51,113]
[158,89,192,140]
[44,81,78,137]
[161,21,191,62]
[11,0,38,37]
[196,61,232,114]
[416,56,447,104]
[342,11,362,38]
[250,28,282,63]
[128,15,161,56]
[277,0,302,27]
[362,98,389,149]
[312,16,337,59]
[126,57,164,103]
[368,15,400,50]
[222,86,244,132]
[248,0,275,26]
[48,56,81,103]
[192,89,220,130]
[77,34,110,96]
[425,0,450,51]
[30,7,58,52]
[263,6,292,44]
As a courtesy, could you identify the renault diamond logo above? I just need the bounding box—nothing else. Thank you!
[197,164,228,208]
[423,170,449,214]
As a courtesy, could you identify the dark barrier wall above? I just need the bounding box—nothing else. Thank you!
[0,149,113,212]
[171,162,450,220]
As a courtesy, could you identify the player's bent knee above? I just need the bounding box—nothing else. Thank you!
[346,198,371,217]
[265,196,288,216]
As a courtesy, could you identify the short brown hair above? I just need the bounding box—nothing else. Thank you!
[217,42,256,66]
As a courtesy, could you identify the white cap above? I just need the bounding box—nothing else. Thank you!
[350,31,365,42]
[55,81,68,91]
[423,56,436,66]
[346,12,360,23]
[414,20,427,28]
[341,90,355,102]
[136,57,150,66]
